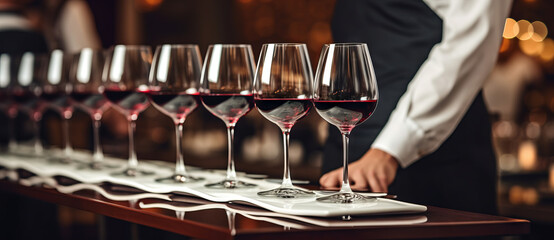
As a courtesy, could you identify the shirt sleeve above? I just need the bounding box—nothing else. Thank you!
[371,0,513,168]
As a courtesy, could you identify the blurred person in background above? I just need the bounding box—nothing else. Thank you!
[0,0,48,54]
[320,0,512,215]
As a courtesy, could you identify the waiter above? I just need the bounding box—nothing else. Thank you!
[320,0,512,214]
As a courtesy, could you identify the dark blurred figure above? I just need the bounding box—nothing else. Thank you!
[0,0,48,54]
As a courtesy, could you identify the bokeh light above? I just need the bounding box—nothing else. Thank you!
[531,21,548,42]
[539,38,554,61]
[517,20,534,40]
[503,18,519,39]
[519,38,544,56]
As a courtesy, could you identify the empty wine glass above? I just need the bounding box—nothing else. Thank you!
[41,49,74,163]
[314,43,379,203]
[0,54,18,151]
[12,52,45,156]
[69,48,114,169]
[147,44,204,183]
[102,45,153,177]
[254,43,315,198]
[200,44,256,189]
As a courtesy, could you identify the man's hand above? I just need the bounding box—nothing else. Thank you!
[319,148,399,192]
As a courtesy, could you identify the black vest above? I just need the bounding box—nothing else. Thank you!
[322,0,497,214]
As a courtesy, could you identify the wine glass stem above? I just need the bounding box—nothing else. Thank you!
[92,117,103,162]
[226,125,237,181]
[340,132,353,194]
[8,115,17,150]
[127,117,138,170]
[174,120,187,175]
[62,114,73,158]
[281,129,293,188]
[33,119,42,155]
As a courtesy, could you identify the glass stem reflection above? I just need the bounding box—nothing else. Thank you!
[340,132,353,194]
[174,119,187,175]
[63,112,73,160]
[281,129,293,188]
[127,116,138,170]
[33,120,42,155]
[92,116,103,163]
[226,124,237,181]
[8,113,17,151]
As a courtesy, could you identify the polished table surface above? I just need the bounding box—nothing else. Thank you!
[0,178,530,240]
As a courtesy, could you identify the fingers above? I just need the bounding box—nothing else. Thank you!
[349,170,369,190]
[366,173,384,193]
[319,169,341,188]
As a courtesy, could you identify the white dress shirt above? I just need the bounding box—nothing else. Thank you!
[371,0,513,168]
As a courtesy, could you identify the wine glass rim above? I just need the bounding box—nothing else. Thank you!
[324,43,367,47]
[209,44,252,48]
[156,44,199,48]
[262,43,307,47]
[110,45,151,50]
[77,47,104,52]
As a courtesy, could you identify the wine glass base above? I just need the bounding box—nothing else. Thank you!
[76,162,120,170]
[48,157,73,165]
[204,179,256,189]
[156,174,204,183]
[316,192,377,204]
[257,187,315,198]
[111,168,155,177]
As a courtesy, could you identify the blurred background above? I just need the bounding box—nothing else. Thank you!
[1,0,554,239]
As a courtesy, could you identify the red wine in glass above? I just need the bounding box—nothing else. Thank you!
[146,91,199,120]
[314,100,377,132]
[70,91,93,103]
[103,89,149,115]
[41,91,63,102]
[201,94,254,124]
[255,98,312,129]
[12,89,35,104]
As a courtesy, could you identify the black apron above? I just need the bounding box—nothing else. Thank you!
[322,0,497,214]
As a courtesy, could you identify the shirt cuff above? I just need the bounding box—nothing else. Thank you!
[371,116,425,168]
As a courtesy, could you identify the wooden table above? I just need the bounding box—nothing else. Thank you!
[0,179,529,240]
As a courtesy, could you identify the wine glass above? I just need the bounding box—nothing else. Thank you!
[12,52,45,156]
[41,49,74,163]
[313,43,379,203]
[200,44,256,189]
[69,48,114,169]
[147,44,204,183]
[254,43,315,198]
[102,45,153,177]
[0,54,18,151]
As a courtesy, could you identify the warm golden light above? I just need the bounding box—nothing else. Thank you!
[503,18,519,39]
[518,140,537,170]
[144,0,163,7]
[519,39,544,56]
[531,21,548,42]
[539,38,554,61]
[499,38,511,53]
[517,20,534,40]
[550,164,554,188]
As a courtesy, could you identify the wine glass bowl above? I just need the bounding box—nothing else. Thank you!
[0,54,19,151]
[254,43,315,198]
[147,44,204,183]
[102,45,153,177]
[42,50,75,163]
[12,52,46,156]
[200,44,256,189]
[314,43,379,203]
[69,48,114,169]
